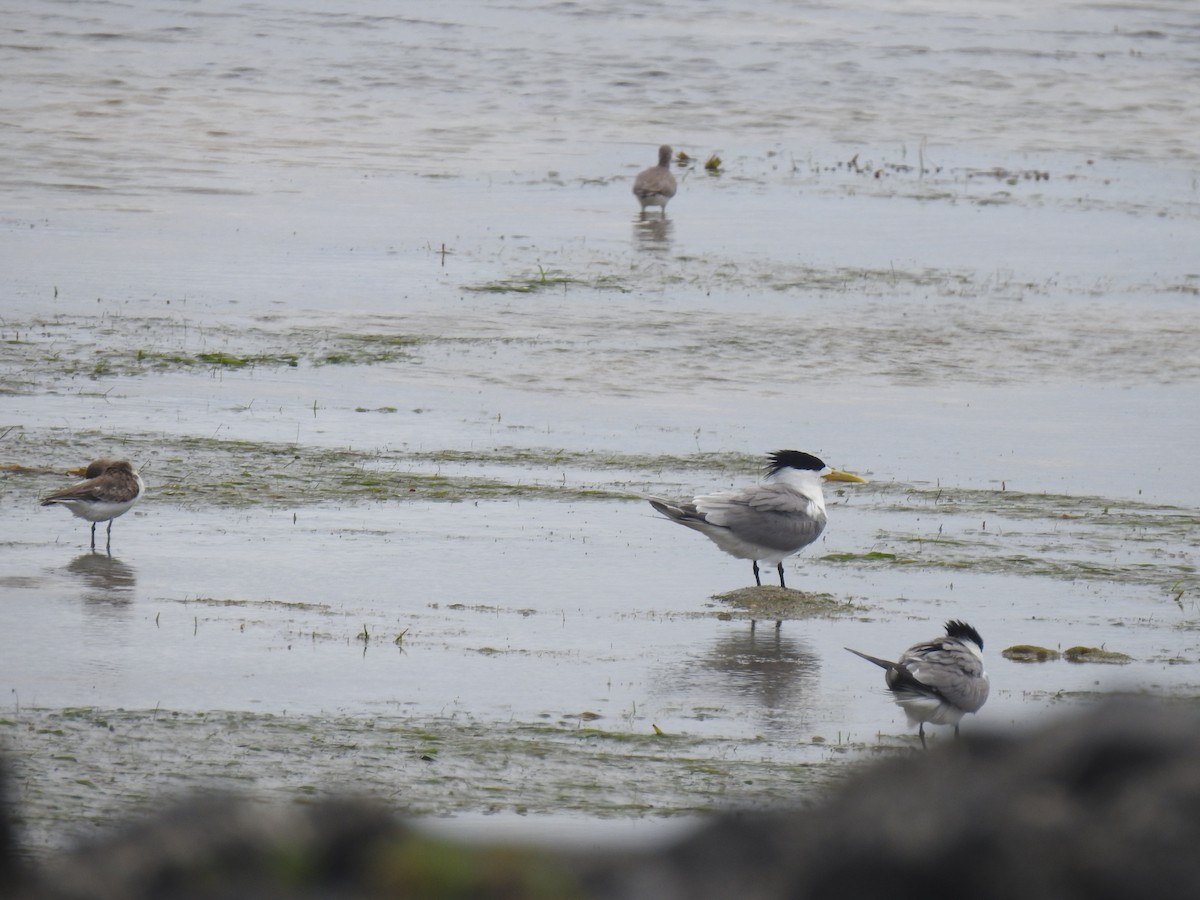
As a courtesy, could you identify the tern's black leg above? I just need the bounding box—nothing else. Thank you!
[90,522,97,551]
[919,723,928,750]
[752,561,761,586]
[751,618,784,631]
[777,563,786,588]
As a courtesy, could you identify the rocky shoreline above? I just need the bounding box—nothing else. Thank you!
[6,699,1199,899]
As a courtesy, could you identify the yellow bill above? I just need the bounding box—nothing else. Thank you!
[823,468,867,484]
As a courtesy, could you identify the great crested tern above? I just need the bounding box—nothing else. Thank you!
[648,450,865,588]
[40,459,145,552]
[632,144,677,216]
[847,620,990,748]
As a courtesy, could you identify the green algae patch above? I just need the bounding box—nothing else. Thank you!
[867,480,1200,527]
[1002,645,1062,663]
[318,333,430,365]
[464,267,628,295]
[834,481,1200,595]
[766,263,973,294]
[1,317,440,383]
[712,586,863,621]
[196,352,300,368]
[7,706,853,858]
[179,597,336,613]
[1063,646,1134,665]
[9,430,784,510]
[822,551,913,564]
[21,430,643,508]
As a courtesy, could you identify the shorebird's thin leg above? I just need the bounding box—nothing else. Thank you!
[954,724,961,739]
[90,522,97,551]
[777,563,786,588]
[752,561,761,586]
[106,520,113,553]
[919,723,928,750]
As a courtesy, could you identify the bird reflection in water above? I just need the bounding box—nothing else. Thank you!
[696,627,821,727]
[633,214,673,250]
[66,552,137,604]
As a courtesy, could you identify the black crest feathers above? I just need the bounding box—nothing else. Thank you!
[944,620,984,650]
[766,450,826,476]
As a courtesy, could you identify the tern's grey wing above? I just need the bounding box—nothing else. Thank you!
[694,485,827,553]
[743,483,820,515]
[648,498,704,524]
[901,641,989,713]
[649,495,760,561]
[648,497,737,538]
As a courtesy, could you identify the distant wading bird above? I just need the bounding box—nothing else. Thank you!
[847,620,990,748]
[648,450,865,588]
[632,144,677,216]
[40,459,145,552]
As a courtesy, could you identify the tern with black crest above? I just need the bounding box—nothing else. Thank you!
[648,450,865,588]
[847,620,990,748]
[40,459,145,552]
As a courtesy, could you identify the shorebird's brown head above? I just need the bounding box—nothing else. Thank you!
[81,459,134,479]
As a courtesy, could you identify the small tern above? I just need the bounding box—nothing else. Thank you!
[847,620,990,748]
[648,450,865,588]
[40,459,145,552]
[632,144,677,216]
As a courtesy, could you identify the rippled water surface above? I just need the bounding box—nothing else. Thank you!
[2,0,1199,857]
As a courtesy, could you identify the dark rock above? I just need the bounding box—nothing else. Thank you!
[588,699,1200,900]
[8,700,1200,899]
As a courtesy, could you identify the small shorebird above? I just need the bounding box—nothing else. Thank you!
[847,620,990,748]
[632,144,677,216]
[648,450,865,588]
[40,459,145,552]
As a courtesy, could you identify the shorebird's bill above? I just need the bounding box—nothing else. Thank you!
[823,469,867,484]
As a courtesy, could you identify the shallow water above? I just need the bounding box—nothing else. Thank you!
[2,0,1199,858]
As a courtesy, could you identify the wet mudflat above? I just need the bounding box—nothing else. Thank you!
[4,449,1198,855]
[2,0,1200,863]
